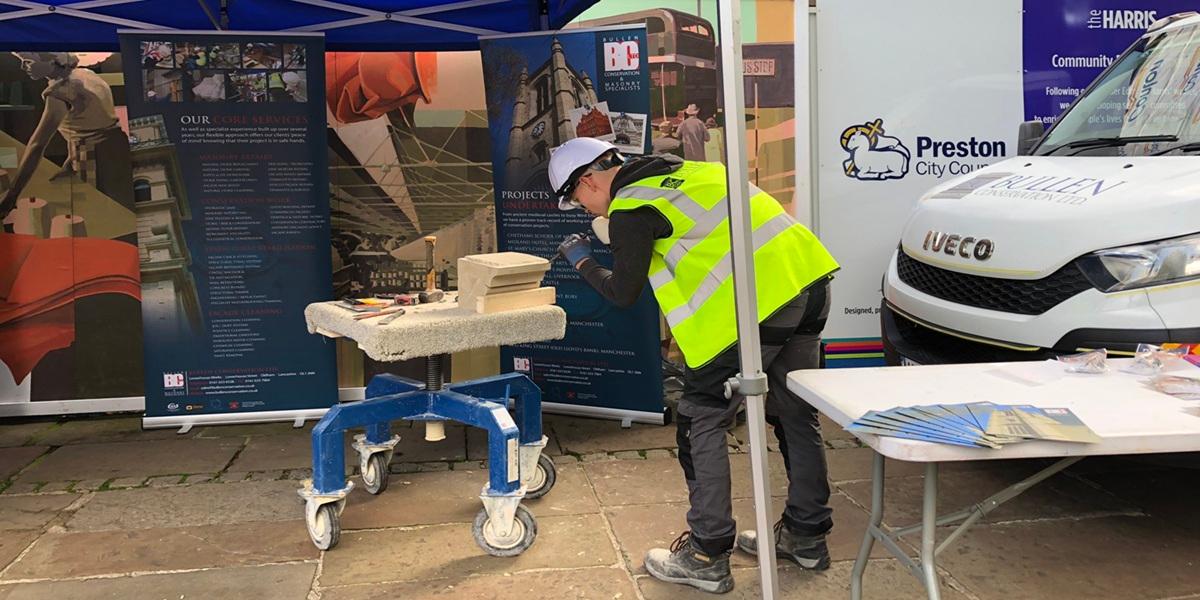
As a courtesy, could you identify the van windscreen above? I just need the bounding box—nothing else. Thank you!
[1039,23,1200,156]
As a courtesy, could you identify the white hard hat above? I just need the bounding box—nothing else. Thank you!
[548,137,619,210]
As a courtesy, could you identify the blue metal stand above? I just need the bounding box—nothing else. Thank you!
[300,362,553,555]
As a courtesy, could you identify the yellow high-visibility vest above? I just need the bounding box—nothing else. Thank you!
[609,160,839,368]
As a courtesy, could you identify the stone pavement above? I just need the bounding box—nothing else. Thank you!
[0,414,1195,599]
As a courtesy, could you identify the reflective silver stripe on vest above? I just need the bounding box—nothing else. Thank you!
[662,185,766,269]
[649,269,673,290]
[662,212,797,328]
[615,185,707,221]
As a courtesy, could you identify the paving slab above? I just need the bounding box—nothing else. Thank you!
[320,513,617,587]
[17,438,243,482]
[584,455,789,507]
[195,420,316,438]
[226,433,354,472]
[3,521,317,580]
[553,417,678,455]
[66,480,305,531]
[341,463,599,530]
[938,516,1200,600]
[0,531,40,574]
[0,495,79,531]
[30,417,182,446]
[838,467,1137,527]
[0,422,57,448]
[1076,467,1200,533]
[605,493,886,572]
[0,448,46,481]
[321,566,637,600]
[636,559,971,600]
[0,562,317,600]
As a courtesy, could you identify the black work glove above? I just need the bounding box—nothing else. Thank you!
[557,233,593,268]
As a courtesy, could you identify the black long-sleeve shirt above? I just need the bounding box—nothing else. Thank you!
[576,155,682,308]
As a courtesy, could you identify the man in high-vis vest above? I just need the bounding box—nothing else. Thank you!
[548,137,840,594]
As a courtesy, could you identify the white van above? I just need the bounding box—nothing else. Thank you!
[881,12,1200,365]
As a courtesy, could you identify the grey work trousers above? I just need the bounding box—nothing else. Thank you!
[675,280,833,555]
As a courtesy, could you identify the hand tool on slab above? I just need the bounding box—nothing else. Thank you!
[376,308,407,325]
[352,306,406,321]
[419,236,445,303]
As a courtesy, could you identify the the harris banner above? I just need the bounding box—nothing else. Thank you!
[479,26,666,424]
[119,31,336,428]
[1023,1,1198,125]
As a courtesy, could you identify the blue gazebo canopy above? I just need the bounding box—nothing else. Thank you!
[0,0,600,51]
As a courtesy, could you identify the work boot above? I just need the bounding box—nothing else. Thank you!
[644,531,734,594]
[736,521,831,570]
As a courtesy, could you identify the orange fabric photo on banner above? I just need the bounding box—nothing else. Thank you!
[325,52,438,124]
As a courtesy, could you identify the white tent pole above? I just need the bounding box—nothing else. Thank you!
[715,1,779,598]
[793,0,812,227]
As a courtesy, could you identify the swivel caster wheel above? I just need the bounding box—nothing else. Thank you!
[524,454,556,500]
[360,453,390,495]
[472,504,537,557]
[306,503,341,550]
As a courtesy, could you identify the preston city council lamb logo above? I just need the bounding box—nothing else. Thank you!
[840,118,910,181]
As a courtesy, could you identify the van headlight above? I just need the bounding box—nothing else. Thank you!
[1078,233,1200,292]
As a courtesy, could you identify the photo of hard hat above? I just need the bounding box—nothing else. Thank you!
[548,137,620,211]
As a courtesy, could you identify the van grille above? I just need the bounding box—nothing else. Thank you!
[895,250,1093,315]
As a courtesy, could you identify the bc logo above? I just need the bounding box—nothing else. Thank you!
[840,118,910,181]
[604,41,640,71]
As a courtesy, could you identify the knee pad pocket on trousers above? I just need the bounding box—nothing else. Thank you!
[675,414,696,482]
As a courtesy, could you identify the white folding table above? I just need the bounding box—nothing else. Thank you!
[787,359,1200,600]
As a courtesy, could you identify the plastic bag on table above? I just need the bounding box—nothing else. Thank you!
[1057,348,1108,374]
[1119,343,1188,375]
[1147,375,1200,400]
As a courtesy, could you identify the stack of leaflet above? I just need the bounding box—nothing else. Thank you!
[847,402,1100,448]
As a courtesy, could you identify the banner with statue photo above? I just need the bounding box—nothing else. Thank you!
[479,26,666,423]
[0,51,144,415]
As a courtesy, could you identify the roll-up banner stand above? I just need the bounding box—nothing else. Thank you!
[120,31,338,431]
[479,25,666,425]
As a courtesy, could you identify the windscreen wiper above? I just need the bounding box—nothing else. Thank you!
[1043,134,1178,155]
[1151,141,1200,155]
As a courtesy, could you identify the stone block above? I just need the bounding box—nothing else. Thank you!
[457,252,550,291]
[473,287,555,314]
